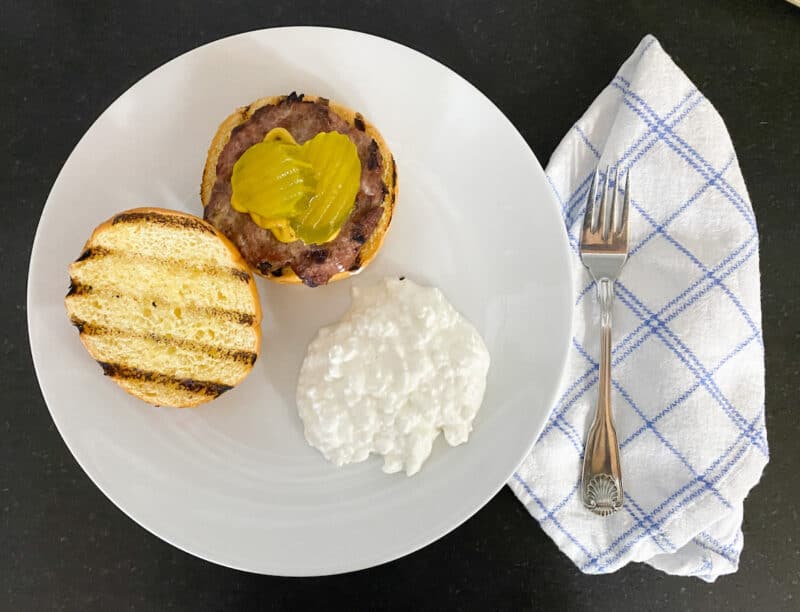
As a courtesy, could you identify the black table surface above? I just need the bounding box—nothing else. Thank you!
[3,1,799,610]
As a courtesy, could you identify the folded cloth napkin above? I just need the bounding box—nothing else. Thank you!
[508,35,767,582]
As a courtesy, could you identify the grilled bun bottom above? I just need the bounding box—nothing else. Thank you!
[201,93,397,287]
[65,208,262,408]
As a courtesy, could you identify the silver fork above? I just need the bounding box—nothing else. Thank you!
[580,166,630,517]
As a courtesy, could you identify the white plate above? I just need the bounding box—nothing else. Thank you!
[28,27,572,576]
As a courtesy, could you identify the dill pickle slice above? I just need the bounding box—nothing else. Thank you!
[230,138,316,222]
[293,132,361,244]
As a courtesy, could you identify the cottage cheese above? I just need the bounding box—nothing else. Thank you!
[296,278,490,476]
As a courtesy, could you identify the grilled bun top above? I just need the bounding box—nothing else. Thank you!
[65,208,262,408]
[202,93,397,287]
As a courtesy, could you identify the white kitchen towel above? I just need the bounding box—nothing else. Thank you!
[508,35,767,582]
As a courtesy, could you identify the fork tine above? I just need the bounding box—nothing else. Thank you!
[596,167,609,235]
[583,168,598,231]
[618,169,630,236]
[606,166,619,240]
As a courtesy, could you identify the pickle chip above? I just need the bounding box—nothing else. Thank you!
[294,132,361,244]
[230,139,316,224]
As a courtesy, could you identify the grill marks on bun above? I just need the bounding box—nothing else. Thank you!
[69,317,258,365]
[112,210,216,234]
[97,362,234,399]
[65,208,262,408]
[72,245,252,283]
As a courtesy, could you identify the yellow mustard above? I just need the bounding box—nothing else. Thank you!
[231,127,361,244]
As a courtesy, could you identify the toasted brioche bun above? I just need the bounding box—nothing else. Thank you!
[201,94,397,284]
[65,207,262,408]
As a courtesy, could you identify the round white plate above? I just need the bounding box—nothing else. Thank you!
[28,27,572,576]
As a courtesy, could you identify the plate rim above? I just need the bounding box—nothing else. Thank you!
[26,25,574,576]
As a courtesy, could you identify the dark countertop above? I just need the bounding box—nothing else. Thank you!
[3,1,799,610]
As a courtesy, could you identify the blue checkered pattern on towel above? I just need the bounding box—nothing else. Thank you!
[508,35,767,582]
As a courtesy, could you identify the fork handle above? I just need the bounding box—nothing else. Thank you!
[582,278,624,516]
